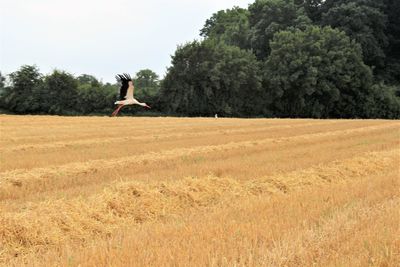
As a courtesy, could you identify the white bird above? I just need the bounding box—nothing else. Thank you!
[111,73,151,117]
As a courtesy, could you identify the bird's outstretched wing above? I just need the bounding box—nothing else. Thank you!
[115,73,132,100]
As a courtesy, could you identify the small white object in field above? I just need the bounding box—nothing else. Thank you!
[215,114,218,119]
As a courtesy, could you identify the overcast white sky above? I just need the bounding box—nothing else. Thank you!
[0,0,254,83]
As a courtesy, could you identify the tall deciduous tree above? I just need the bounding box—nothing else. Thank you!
[200,7,250,49]
[0,72,5,90]
[320,0,388,70]
[264,26,373,118]
[160,40,264,116]
[383,0,400,83]
[368,83,400,118]
[77,84,115,114]
[294,0,324,22]
[41,70,79,114]
[134,69,160,98]
[77,74,101,87]
[248,0,311,60]
[3,65,43,113]
[0,72,8,110]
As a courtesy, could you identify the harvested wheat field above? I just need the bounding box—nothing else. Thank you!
[0,115,399,266]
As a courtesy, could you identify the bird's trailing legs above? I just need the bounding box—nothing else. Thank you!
[111,104,124,117]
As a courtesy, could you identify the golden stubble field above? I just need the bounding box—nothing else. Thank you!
[0,115,399,266]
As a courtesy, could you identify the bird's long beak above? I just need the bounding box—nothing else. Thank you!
[145,104,151,109]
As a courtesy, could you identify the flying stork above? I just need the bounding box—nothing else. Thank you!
[111,73,151,117]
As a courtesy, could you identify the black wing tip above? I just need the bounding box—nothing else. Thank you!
[124,73,132,81]
[116,73,132,82]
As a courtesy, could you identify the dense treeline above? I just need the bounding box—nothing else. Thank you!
[0,68,161,115]
[1,0,399,118]
[160,0,400,118]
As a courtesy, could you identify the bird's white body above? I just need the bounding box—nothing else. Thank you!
[111,74,151,116]
[115,97,146,106]
[114,81,148,107]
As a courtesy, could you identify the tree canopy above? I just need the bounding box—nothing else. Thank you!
[134,69,160,98]
[264,26,372,118]
[200,7,250,49]
[321,0,388,70]
[160,40,263,116]
[2,65,43,113]
[248,0,311,60]
[0,66,168,115]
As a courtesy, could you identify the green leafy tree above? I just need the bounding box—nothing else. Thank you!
[0,72,8,109]
[2,65,43,113]
[383,0,400,83]
[41,70,79,114]
[320,0,388,70]
[0,71,5,90]
[76,74,118,114]
[134,69,160,98]
[77,74,101,87]
[200,7,250,49]
[77,84,115,114]
[294,0,324,21]
[367,83,400,118]
[160,40,264,116]
[264,26,373,118]
[248,0,311,60]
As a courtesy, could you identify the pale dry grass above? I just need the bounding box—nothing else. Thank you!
[36,170,398,267]
[0,115,399,266]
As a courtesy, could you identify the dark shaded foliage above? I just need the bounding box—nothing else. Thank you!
[200,7,251,49]
[248,0,311,60]
[264,26,373,118]
[159,40,265,116]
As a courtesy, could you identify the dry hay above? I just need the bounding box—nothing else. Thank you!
[0,116,399,266]
[0,149,397,260]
